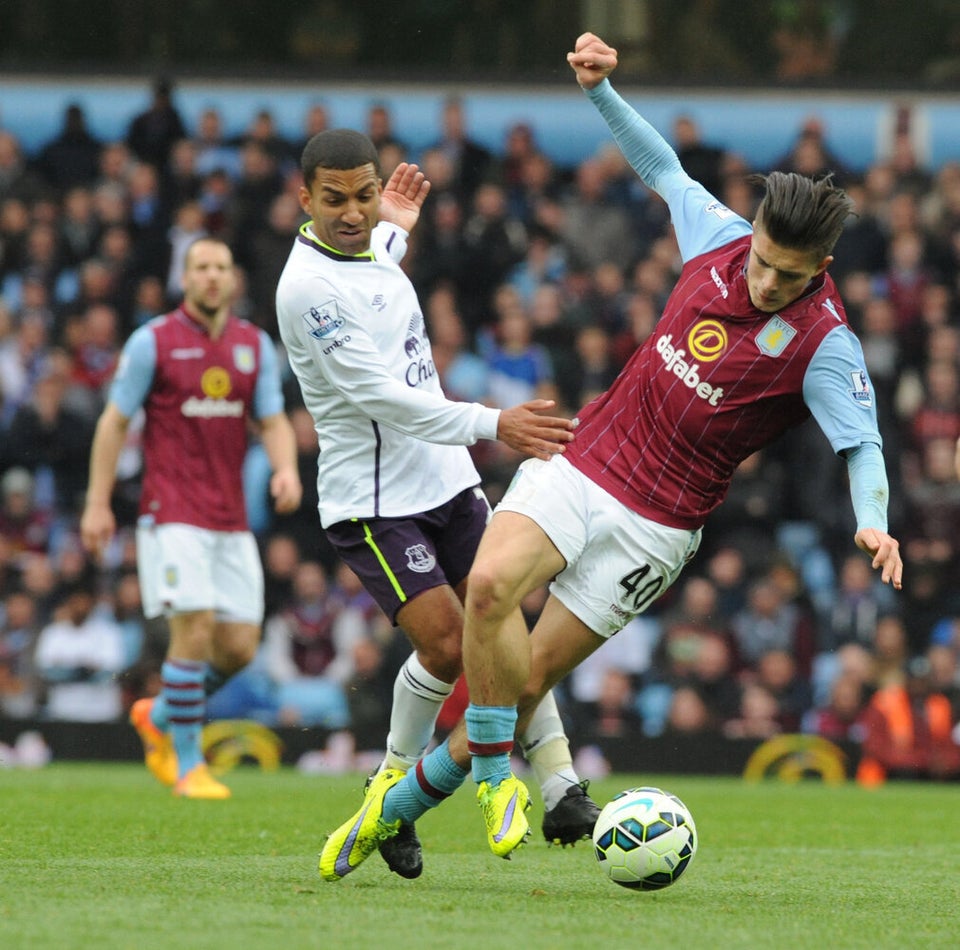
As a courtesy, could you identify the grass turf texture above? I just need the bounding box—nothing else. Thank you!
[1,764,957,950]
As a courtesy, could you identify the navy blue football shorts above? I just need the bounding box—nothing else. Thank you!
[324,486,491,623]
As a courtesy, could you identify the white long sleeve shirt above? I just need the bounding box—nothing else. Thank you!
[276,222,499,528]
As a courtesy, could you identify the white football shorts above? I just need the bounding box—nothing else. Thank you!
[495,455,702,638]
[136,521,264,623]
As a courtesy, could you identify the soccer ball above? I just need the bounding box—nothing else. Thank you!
[592,786,698,890]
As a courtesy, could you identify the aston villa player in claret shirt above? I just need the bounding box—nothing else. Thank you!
[313,33,905,878]
[81,237,301,799]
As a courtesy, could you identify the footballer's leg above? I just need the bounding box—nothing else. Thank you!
[519,595,607,844]
[521,692,601,846]
[129,695,177,786]
[165,613,230,800]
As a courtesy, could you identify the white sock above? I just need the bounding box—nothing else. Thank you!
[383,652,454,771]
[519,691,580,809]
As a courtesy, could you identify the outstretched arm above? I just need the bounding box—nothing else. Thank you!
[845,442,903,590]
[496,399,575,461]
[379,162,431,233]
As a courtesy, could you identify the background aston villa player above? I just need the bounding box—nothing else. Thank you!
[81,236,301,799]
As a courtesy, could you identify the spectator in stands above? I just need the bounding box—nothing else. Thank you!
[33,565,127,722]
[478,284,556,410]
[410,191,468,301]
[0,589,40,719]
[459,182,528,332]
[578,668,643,740]
[125,78,186,172]
[424,284,490,405]
[925,642,960,718]
[4,361,94,518]
[0,468,52,560]
[293,102,330,160]
[723,682,783,740]
[36,103,102,194]
[731,574,816,680]
[672,114,726,198]
[901,436,960,601]
[343,633,394,750]
[802,669,869,742]
[261,532,302,618]
[702,450,786,573]
[126,161,169,270]
[773,116,850,184]
[257,560,357,728]
[432,95,493,204]
[366,102,405,154]
[231,108,295,172]
[872,613,912,688]
[753,648,813,732]
[560,156,634,272]
[664,684,713,734]
[193,107,242,181]
[856,655,960,784]
[244,192,304,335]
[0,131,47,205]
[164,200,208,301]
[499,122,540,191]
[164,137,202,212]
[69,303,121,398]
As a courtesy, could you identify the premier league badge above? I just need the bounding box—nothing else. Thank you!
[303,300,345,340]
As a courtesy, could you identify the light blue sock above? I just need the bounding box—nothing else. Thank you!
[151,663,228,732]
[465,703,517,788]
[382,739,468,825]
[161,659,206,777]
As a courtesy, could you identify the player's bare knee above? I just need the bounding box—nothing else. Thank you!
[465,565,513,624]
[415,635,462,684]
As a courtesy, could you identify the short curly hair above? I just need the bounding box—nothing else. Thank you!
[300,129,381,187]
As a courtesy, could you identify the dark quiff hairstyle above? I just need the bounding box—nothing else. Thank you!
[750,171,855,262]
[300,129,381,187]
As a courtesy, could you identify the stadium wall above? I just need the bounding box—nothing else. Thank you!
[0,716,861,778]
[3,77,960,174]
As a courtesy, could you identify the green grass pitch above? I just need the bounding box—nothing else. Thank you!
[1,763,957,949]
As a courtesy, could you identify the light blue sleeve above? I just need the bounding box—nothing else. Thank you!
[845,442,889,532]
[253,329,285,419]
[585,79,752,263]
[802,326,883,454]
[804,327,888,530]
[108,325,156,418]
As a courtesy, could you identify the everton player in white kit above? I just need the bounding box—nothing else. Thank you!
[318,33,904,878]
[276,130,598,881]
[81,237,301,799]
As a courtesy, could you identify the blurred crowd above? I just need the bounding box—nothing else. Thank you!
[2,79,960,779]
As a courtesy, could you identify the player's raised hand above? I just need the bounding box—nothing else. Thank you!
[497,399,575,461]
[854,527,903,590]
[380,162,431,232]
[567,32,618,89]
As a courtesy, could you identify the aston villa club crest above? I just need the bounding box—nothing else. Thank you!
[405,544,436,574]
[755,316,797,356]
[233,344,255,374]
[303,300,344,340]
